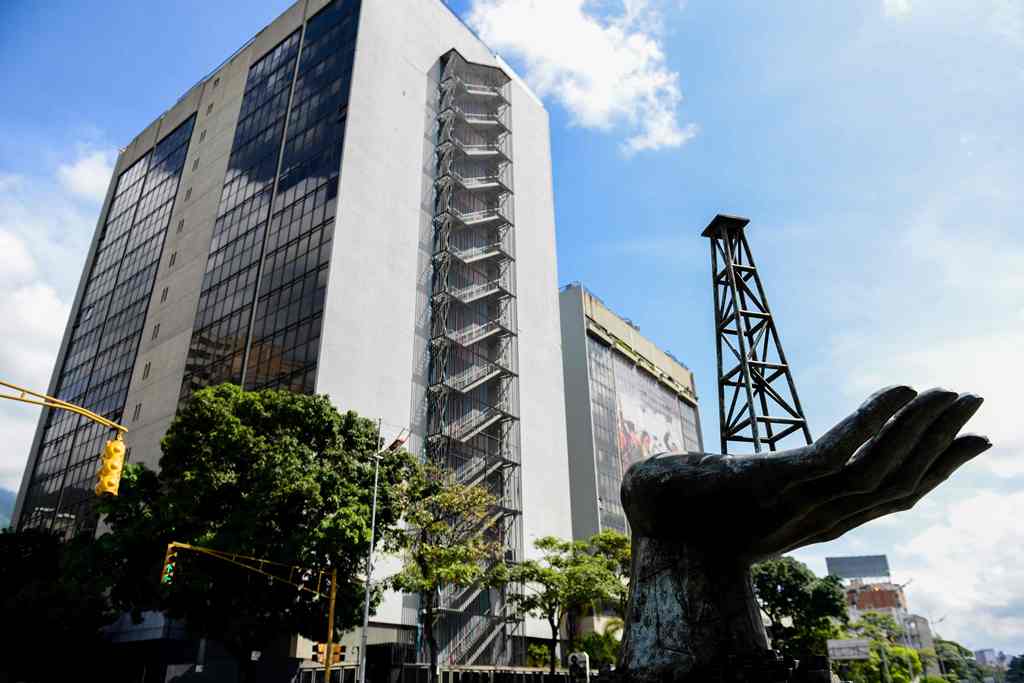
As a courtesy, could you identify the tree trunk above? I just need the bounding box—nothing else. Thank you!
[548,615,559,675]
[619,535,770,682]
[424,592,439,683]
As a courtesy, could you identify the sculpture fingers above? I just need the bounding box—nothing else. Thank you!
[873,393,983,499]
[753,389,965,554]
[777,434,991,553]
[774,388,958,512]
[769,386,916,492]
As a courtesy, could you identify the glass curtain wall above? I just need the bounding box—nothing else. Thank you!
[20,117,196,536]
[181,0,360,400]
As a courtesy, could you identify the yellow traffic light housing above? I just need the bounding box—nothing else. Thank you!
[161,545,178,585]
[94,435,126,496]
[312,642,343,663]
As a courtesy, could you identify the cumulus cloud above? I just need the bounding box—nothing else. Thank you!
[57,149,115,202]
[883,0,913,17]
[0,149,111,491]
[896,490,1024,648]
[465,0,696,153]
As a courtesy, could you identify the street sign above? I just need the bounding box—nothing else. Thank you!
[827,639,871,661]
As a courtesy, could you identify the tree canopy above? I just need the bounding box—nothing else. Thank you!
[508,536,621,673]
[750,556,847,658]
[98,384,415,661]
[388,463,507,681]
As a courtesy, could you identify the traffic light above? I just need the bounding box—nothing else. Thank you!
[312,642,344,662]
[161,545,178,585]
[94,436,126,496]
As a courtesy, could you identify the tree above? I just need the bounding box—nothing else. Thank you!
[388,464,506,683]
[578,618,624,670]
[586,529,631,618]
[508,536,620,674]
[1007,655,1024,683]
[848,612,905,643]
[934,638,986,682]
[750,556,847,658]
[98,384,415,673]
[0,529,116,682]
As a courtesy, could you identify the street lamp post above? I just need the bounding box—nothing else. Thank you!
[358,451,382,683]
[358,428,407,683]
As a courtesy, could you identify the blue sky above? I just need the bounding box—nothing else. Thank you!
[1,0,1021,654]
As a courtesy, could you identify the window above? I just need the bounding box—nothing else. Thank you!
[160,286,169,303]
[192,158,199,171]
[207,103,214,115]
[169,251,177,267]
[185,187,192,201]
[213,77,220,89]
[199,129,207,142]
[152,323,160,340]
[177,219,184,233]
[132,403,142,422]
[142,361,151,380]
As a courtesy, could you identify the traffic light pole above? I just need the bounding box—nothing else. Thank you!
[325,566,338,682]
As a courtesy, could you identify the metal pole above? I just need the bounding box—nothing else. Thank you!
[326,566,338,682]
[359,452,382,683]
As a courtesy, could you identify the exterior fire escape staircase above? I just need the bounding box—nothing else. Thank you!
[426,49,524,668]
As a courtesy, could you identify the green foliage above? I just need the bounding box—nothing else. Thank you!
[750,556,847,658]
[848,612,905,644]
[388,463,505,677]
[98,384,415,660]
[508,536,621,673]
[527,643,554,668]
[922,676,947,683]
[577,619,623,669]
[1007,656,1024,683]
[934,638,986,682]
[586,529,631,618]
[0,528,116,681]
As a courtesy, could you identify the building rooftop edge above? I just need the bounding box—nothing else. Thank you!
[561,281,697,401]
[123,0,547,153]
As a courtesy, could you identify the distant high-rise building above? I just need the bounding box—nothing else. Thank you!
[13,0,571,667]
[558,283,702,539]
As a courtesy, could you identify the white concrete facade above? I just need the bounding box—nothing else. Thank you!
[318,0,572,638]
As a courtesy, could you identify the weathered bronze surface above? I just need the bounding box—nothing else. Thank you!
[618,386,989,682]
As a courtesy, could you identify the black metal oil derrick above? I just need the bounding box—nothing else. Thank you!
[702,214,812,454]
[425,49,523,667]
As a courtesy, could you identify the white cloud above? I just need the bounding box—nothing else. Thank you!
[897,490,1024,649]
[0,149,111,491]
[465,0,696,153]
[57,149,114,202]
[883,0,913,18]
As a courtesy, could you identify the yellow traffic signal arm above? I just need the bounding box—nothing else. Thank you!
[1,379,129,497]
[160,541,333,599]
[0,379,127,434]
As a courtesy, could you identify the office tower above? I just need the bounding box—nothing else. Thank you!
[558,283,702,539]
[14,0,570,666]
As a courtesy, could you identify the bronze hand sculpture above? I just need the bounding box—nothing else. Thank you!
[618,386,990,681]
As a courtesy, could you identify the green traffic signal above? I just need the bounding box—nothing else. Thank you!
[161,545,178,584]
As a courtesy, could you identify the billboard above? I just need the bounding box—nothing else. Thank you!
[611,351,691,471]
[825,555,890,580]
[827,639,871,661]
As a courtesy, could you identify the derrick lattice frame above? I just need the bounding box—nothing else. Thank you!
[703,214,812,454]
[426,49,523,667]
